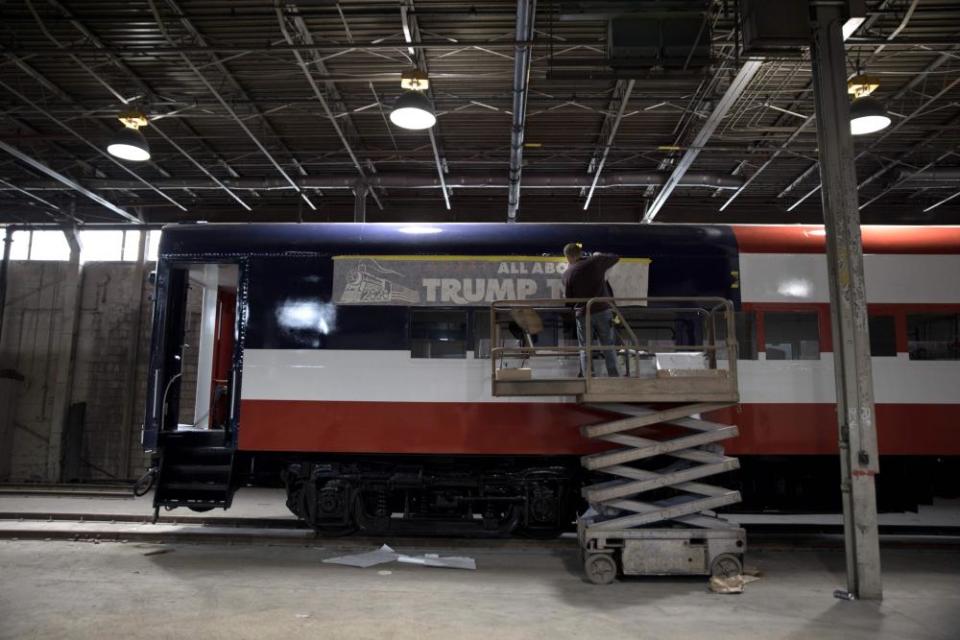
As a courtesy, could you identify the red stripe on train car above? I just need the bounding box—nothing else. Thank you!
[732,225,960,255]
[710,403,960,456]
[237,400,615,455]
[237,400,960,456]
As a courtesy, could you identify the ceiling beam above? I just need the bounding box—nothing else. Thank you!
[0,140,138,222]
[642,59,763,224]
[583,79,635,211]
[402,0,452,212]
[787,74,960,212]
[28,0,251,212]
[276,2,383,210]
[43,0,249,185]
[153,0,317,210]
[0,79,187,212]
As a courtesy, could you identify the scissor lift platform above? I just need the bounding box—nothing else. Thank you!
[490,297,745,584]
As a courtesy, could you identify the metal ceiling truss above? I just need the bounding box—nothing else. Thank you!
[1,1,959,224]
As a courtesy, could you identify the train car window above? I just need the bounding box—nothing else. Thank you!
[736,311,758,360]
[907,313,960,360]
[410,310,468,359]
[869,315,897,357]
[764,311,820,360]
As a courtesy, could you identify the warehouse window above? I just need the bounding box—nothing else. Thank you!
[907,313,960,360]
[410,310,467,359]
[27,230,70,260]
[6,231,31,260]
[3,230,68,261]
[869,315,897,357]
[1,229,155,262]
[764,311,820,360]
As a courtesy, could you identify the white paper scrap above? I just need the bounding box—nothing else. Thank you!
[397,553,477,570]
[323,544,399,568]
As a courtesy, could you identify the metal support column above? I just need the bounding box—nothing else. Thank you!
[353,186,367,223]
[809,1,882,600]
[0,228,11,350]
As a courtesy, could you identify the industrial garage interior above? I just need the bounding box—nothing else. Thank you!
[0,1,959,639]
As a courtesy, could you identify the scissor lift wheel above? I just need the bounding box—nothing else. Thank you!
[584,551,618,585]
[710,553,743,579]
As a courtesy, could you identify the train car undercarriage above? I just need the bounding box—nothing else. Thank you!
[279,458,578,537]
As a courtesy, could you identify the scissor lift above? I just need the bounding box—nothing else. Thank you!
[491,297,745,584]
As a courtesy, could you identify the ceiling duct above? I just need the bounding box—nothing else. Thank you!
[739,0,865,56]
[607,11,711,71]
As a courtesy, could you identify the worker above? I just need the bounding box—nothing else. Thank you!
[561,243,620,377]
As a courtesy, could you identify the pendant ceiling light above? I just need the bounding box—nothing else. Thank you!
[847,73,890,136]
[107,111,151,162]
[849,96,891,136]
[389,70,436,130]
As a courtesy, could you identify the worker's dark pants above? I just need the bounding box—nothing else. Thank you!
[576,309,620,377]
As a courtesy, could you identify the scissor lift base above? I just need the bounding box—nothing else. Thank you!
[578,520,746,585]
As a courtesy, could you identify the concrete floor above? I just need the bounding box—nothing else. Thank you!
[4,487,960,527]
[0,539,958,640]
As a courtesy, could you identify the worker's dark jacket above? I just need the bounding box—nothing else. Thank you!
[561,254,620,316]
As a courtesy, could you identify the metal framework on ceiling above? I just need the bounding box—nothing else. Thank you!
[0,0,959,226]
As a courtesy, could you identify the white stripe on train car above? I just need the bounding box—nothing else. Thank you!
[739,253,960,303]
[240,349,570,403]
[240,349,960,405]
[738,356,960,404]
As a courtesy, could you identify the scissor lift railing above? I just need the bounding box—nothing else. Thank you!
[490,297,745,584]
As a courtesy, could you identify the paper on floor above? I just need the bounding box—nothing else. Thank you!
[397,553,477,570]
[323,544,399,568]
[322,545,476,570]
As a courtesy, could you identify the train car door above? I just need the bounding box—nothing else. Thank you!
[144,262,244,449]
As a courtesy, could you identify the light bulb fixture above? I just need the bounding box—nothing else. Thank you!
[850,96,891,136]
[389,90,437,130]
[107,110,151,162]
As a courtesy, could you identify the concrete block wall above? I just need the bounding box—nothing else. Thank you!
[0,261,156,482]
[0,262,75,480]
[70,263,154,481]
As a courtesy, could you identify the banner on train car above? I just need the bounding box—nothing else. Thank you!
[331,255,650,306]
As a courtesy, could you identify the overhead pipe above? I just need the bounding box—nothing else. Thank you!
[2,172,744,192]
[893,168,960,183]
[507,0,537,222]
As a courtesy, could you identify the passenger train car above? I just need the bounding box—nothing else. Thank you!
[143,223,960,533]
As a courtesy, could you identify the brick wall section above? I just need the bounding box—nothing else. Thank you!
[0,261,157,481]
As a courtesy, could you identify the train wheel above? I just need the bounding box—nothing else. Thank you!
[188,506,214,513]
[584,552,618,585]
